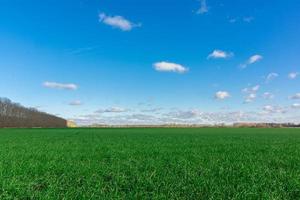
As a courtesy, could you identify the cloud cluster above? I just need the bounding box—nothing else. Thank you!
[242,85,260,103]
[153,62,188,73]
[262,105,286,114]
[72,107,300,126]
[99,13,141,31]
[43,82,78,90]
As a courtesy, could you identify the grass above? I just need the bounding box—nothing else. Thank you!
[1,128,300,199]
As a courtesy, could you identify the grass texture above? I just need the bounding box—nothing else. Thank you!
[1,128,300,199]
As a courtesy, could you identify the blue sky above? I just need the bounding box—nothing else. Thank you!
[0,0,300,125]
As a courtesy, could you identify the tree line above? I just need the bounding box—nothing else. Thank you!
[0,97,67,128]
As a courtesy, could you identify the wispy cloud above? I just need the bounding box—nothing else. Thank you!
[241,55,263,68]
[96,107,128,113]
[164,109,201,119]
[197,0,208,14]
[243,16,255,23]
[43,82,78,90]
[69,100,82,106]
[242,85,260,93]
[292,103,300,109]
[290,93,300,100]
[248,55,263,64]
[207,50,233,59]
[228,18,237,23]
[153,62,188,73]
[244,93,257,104]
[265,73,279,83]
[262,92,275,100]
[140,108,163,113]
[288,72,299,80]
[228,16,255,24]
[215,91,231,100]
[67,46,97,55]
[99,13,141,31]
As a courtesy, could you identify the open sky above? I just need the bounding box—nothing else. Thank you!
[0,0,300,125]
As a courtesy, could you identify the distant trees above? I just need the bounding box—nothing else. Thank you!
[0,97,67,128]
[233,122,300,128]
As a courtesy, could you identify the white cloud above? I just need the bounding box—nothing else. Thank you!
[262,92,274,99]
[249,55,263,64]
[288,72,299,80]
[69,100,82,106]
[265,73,279,83]
[153,62,188,73]
[292,103,300,109]
[215,91,231,100]
[197,0,208,14]
[96,107,128,113]
[207,50,233,59]
[241,55,263,68]
[290,93,300,100]
[99,13,141,31]
[43,81,78,90]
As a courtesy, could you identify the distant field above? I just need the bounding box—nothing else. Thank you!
[1,128,300,199]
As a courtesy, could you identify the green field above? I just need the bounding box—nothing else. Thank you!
[1,128,300,199]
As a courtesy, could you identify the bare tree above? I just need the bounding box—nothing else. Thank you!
[0,97,67,128]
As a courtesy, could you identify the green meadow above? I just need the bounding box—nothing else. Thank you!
[1,128,300,199]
